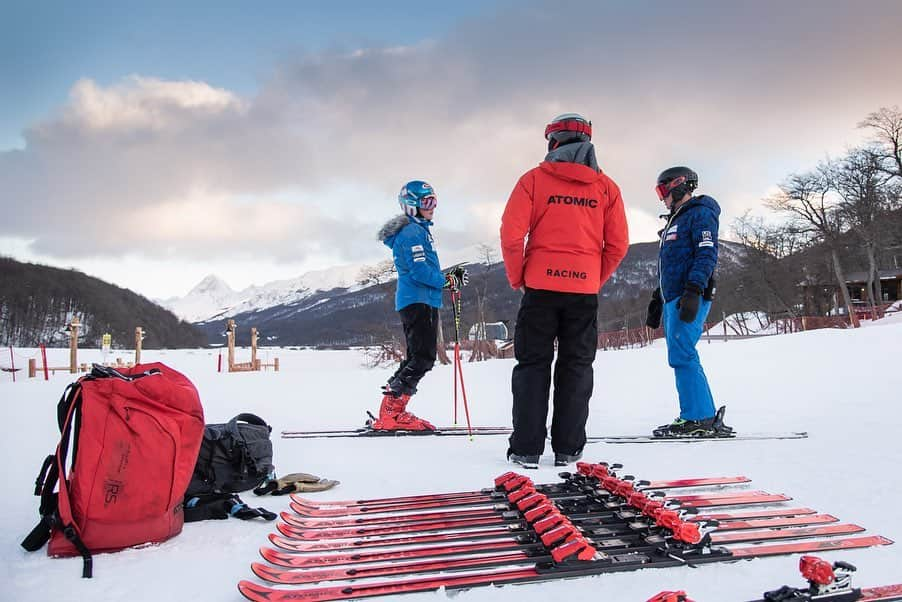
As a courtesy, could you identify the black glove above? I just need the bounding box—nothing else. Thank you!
[678,283,703,323]
[645,288,663,329]
[443,267,469,290]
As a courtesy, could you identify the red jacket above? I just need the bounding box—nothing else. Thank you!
[500,161,629,294]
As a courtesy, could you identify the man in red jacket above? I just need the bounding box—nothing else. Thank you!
[500,113,629,468]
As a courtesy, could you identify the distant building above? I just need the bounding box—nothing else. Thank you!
[801,268,902,316]
[467,321,510,341]
[843,269,902,304]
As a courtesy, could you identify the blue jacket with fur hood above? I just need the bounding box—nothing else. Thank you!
[379,214,445,311]
[658,195,720,302]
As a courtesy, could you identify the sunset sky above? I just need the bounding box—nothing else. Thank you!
[2,0,901,299]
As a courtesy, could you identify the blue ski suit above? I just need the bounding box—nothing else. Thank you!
[657,195,719,420]
[379,214,445,311]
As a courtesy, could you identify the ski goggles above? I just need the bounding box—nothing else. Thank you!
[655,175,687,201]
[419,195,437,210]
[544,119,592,140]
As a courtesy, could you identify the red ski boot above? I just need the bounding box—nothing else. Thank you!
[370,393,435,431]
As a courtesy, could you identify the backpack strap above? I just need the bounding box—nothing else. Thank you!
[183,493,276,522]
[228,495,277,521]
[22,381,95,577]
[226,414,272,475]
[227,413,271,436]
[86,363,160,382]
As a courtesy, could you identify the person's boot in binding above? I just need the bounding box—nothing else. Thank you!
[370,391,435,431]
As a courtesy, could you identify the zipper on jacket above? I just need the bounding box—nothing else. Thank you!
[657,200,691,303]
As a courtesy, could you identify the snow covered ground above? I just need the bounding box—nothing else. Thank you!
[3,315,902,601]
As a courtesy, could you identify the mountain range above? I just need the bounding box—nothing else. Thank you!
[162,241,751,347]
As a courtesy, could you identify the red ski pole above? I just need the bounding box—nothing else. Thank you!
[453,339,459,425]
[450,289,473,438]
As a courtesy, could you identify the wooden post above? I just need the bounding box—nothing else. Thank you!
[69,317,80,374]
[274,357,279,372]
[135,327,143,364]
[29,358,36,378]
[251,327,258,370]
[227,320,236,372]
[40,344,49,380]
[8,347,15,382]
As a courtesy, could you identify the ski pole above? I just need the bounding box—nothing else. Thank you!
[451,289,473,438]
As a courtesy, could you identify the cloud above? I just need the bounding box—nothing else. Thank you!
[2,0,901,269]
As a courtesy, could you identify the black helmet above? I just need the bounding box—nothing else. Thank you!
[545,113,592,150]
[655,166,698,202]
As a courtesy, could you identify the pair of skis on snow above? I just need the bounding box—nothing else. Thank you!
[281,425,809,442]
[237,461,894,601]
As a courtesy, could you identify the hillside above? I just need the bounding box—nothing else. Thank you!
[192,240,751,346]
[0,256,207,348]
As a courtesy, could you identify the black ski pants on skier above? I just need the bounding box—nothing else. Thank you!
[388,303,438,396]
[508,288,598,457]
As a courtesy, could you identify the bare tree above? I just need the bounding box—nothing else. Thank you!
[859,106,902,180]
[731,212,805,317]
[357,260,397,287]
[827,147,895,312]
[467,243,498,361]
[766,170,859,326]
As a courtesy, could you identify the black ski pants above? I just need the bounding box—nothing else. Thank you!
[388,303,438,396]
[508,288,598,456]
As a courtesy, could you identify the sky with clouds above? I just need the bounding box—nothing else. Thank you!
[2,0,901,299]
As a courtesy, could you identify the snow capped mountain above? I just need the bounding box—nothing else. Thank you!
[163,264,366,323]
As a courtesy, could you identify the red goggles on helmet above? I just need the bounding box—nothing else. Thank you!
[544,119,592,140]
[419,195,437,210]
[655,176,687,201]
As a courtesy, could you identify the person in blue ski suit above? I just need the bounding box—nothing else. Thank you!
[373,180,468,431]
[645,166,732,437]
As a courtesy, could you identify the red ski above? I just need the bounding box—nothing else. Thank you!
[237,536,893,602]
[288,490,788,519]
[745,555,902,601]
[288,475,750,510]
[709,523,864,544]
[276,515,516,540]
[713,514,838,532]
[260,539,541,569]
[268,528,523,553]
[280,506,507,529]
[689,507,817,521]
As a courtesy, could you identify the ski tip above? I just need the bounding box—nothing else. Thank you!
[237,580,271,602]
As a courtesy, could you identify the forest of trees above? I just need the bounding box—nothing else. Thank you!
[0,257,207,348]
[731,106,902,323]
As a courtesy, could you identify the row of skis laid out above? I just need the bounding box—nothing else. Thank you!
[280,425,809,443]
[237,461,896,601]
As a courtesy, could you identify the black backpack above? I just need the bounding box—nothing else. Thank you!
[186,413,274,497]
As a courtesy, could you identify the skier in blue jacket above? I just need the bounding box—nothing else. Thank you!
[645,166,732,437]
[373,180,468,431]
